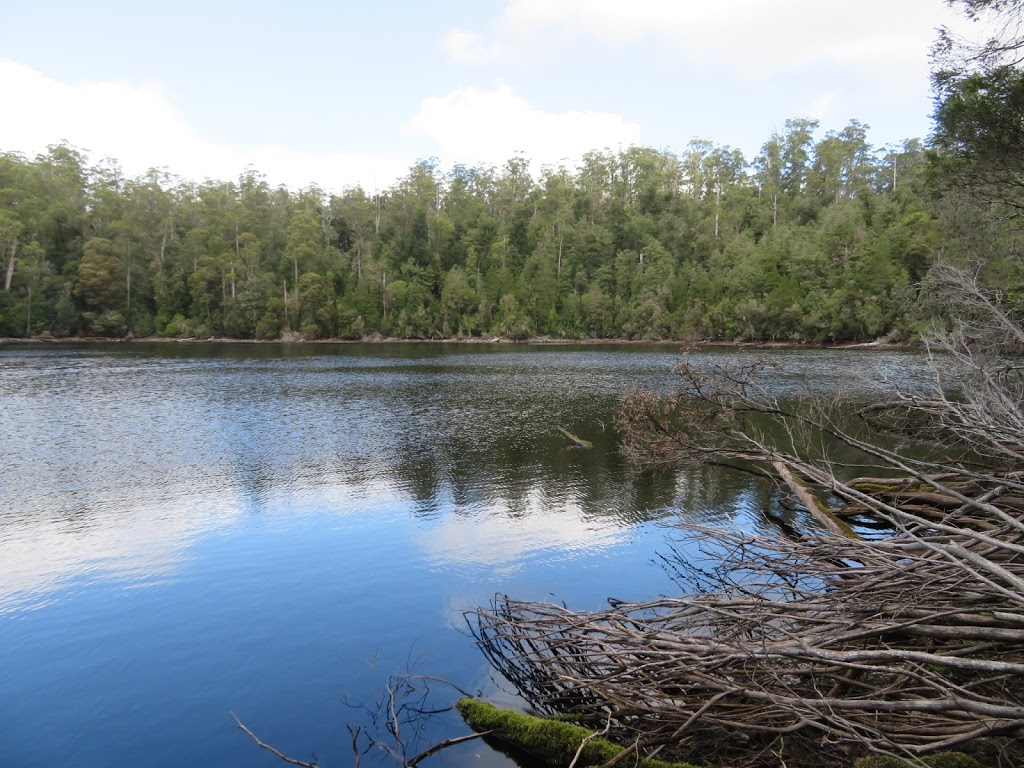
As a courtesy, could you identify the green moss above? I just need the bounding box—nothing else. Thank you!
[849,482,899,492]
[924,755,986,768]
[854,752,984,768]
[458,700,990,768]
[455,699,698,768]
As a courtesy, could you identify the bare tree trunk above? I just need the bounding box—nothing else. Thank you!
[125,241,132,331]
[157,233,167,285]
[714,183,721,238]
[4,241,15,291]
[374,188,381,235]
[557,231,563,283]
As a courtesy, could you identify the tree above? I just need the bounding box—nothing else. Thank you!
[0,209,23,292]
[75,237,124,311]
[297,271,334,337]
[0,117,951,342]
[781,117,819,198]
[932,1,1024,213]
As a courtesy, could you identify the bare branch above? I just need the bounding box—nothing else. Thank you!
[231,712,320,768]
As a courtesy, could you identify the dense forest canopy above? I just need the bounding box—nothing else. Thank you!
[0,121,967,342]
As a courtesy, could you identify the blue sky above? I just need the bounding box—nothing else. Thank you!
[0,0,972,190]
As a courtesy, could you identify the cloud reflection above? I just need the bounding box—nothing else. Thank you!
[0,491,244,613]
[419,488,628,575]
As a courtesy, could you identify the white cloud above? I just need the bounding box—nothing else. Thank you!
[0,60,406,191]
[465,0,971,81]
[441,28,502,63]
[403,83,641,170]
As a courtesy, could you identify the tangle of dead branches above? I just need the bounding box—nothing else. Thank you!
[469,265,1024,768]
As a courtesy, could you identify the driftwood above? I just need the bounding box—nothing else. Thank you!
[557,427,593,449]
[232,712,320,768]
[469,270,1024,768]
[770,459,856,538]
[472,513,1024,766]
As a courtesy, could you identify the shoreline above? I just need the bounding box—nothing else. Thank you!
[0,334,921,351]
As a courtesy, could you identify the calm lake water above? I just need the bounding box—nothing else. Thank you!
[0,342,936,768]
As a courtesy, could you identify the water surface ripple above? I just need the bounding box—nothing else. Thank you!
[0,342,936,768]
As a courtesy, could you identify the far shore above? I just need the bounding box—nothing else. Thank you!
[0,334,921,351]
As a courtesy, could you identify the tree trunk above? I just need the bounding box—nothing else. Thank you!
[714,183,721,238]
[126,242,132,330]
[4,241,16,291]
[557,232,563,283]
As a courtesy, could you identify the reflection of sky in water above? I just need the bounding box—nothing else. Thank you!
[419,492,628,574]
[0,491,242,612]
[0,343,942,768]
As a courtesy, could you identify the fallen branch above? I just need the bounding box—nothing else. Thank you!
[406,732,490,767]
[558,427,594,448]
[231,712,319,768]
[234,672,484,768]
[770,459,856,538]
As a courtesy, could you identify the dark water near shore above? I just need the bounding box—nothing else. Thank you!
[0,342,936,768]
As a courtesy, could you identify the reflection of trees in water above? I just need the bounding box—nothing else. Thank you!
[328,388,794,536]
[202,365,817,534]
[2,344,943,607]
[362,398,684,525]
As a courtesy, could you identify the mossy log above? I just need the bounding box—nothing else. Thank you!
[853,752,984,768]
[456,699,698,768]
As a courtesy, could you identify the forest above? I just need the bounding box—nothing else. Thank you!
[0,120,960,343]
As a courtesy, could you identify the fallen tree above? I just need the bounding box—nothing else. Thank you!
[469,267,1024,768]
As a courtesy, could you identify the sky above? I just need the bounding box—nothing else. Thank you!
[0,0,976,192]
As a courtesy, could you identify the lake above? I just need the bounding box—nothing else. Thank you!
[0,342,936,768]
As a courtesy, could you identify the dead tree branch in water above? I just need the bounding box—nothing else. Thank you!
[469,268,1024,768]
[233,673,487,768]
[231,712,320,768]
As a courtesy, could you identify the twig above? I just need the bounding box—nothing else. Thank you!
[407,731,491,767]
[568,713,612,768]
[231,712,319,768]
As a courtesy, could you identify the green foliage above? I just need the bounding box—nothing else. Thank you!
[0,122,946,341]
[74,238,124,311]
[456,699,698,768]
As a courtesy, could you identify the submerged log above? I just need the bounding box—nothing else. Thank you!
[557,427,593,449]
[771,459,858,538]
